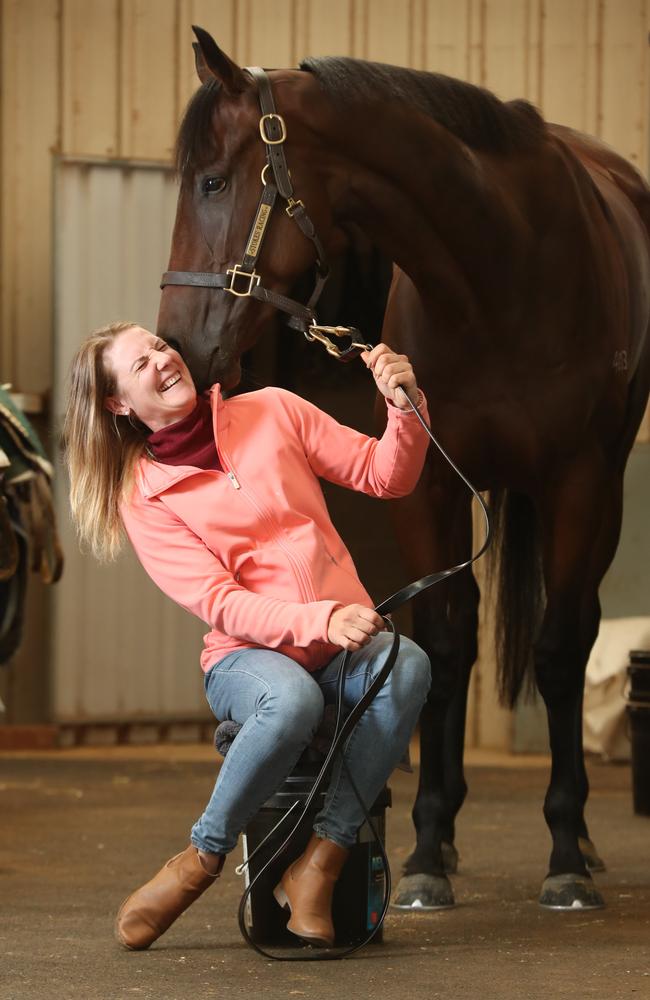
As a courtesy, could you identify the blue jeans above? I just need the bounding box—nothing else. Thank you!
[190,633,431,853]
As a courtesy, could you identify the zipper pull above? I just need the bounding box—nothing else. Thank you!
[227,471,241,490]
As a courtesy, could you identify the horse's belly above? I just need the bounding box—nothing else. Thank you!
[587,170,650,380]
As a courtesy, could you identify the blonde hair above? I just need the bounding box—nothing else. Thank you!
[62,321,149,561]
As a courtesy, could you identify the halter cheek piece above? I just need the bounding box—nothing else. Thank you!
[160,66,372,363]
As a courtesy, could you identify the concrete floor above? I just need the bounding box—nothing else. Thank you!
[1,746,648,1000]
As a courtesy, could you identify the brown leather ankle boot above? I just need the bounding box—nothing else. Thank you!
[274,834,349,947]
[115,845,224,950]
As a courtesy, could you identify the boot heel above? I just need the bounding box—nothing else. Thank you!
[273,883,290,910]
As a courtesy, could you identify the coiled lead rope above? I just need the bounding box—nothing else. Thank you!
[235,384,491,960]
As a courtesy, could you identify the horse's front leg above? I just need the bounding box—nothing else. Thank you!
[390,473,479,910]
[574,685,606,873]
[535,457,622,909]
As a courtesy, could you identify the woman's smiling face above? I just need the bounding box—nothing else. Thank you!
[104,326,198,432]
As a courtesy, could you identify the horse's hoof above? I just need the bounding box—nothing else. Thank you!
[579,837,606,873]
[538,873,605,910]
[441,841,459,874]
[391,873,455,910]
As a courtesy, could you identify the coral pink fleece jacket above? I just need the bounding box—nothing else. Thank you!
[120,384,430,673]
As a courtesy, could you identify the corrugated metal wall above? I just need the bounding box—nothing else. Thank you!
[52,161,208,722]
[1,0,649,736]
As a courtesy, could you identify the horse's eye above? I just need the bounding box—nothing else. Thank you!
[202,176,227,195]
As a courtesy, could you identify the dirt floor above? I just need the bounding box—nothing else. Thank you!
[1,745,648,1000]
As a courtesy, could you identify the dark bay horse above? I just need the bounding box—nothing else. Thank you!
[157,26,650,911]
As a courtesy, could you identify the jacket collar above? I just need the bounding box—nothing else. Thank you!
[137,384,224,499]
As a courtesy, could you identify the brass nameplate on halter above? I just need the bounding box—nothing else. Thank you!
[245,204,272,258]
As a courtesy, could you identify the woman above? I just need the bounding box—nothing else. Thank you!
[63,321,432,951]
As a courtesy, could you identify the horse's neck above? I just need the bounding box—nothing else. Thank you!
[324,104,522,326]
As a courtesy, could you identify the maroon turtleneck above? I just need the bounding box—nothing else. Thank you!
[147,393,222,471]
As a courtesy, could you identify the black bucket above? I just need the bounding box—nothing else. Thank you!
[241,757,391,947]
[628,650,650,703]
[627,650,650,816]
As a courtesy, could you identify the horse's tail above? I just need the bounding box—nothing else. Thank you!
[488,489,545,708]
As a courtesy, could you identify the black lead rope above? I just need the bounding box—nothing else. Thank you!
[235,615,400,962]
[235,383,492,961]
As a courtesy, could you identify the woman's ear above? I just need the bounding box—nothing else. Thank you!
[105,397,127,416]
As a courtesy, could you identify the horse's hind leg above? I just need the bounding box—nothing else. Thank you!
[535,454,624,909]
[390,474,479,910]
[572,471,626,875]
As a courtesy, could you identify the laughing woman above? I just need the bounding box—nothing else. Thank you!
[63,321,431,950]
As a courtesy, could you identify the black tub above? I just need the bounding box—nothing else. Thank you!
[627,650,650,816]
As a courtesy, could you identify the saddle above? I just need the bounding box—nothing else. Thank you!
[0,386,63,665]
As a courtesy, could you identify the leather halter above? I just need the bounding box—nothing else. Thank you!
[161,66,371,363]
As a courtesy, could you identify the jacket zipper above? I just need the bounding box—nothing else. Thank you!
[219,444,318,603]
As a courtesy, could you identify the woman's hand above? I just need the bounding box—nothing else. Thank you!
[327,604,386,651]
[360,343,419,409]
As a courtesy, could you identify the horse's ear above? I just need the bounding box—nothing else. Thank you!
[192,25,249,93]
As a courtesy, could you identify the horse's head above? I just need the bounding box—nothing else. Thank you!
[157,27,344,391]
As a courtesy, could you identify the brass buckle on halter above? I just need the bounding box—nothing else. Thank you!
[286,198,305,218]
[304,323,373,361]
[226,265,261,297]
[259,113,287,145]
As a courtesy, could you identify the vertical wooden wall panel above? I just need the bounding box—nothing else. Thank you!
[0,0,59,394]
[120,0,178,160]
[540,0,597,133]
[483,0,530,99]
[0,0,14,381]
[525,0,542,105]
[644,0,650,175]
[349,0,366,58]
[422,0,471,78]
[600,0,647,169]
[467,0,486,85]
[362,0,412,66]
[639,0,650,467]
[61,0,120,156]
[239,0,294,67]
[298,0,354,59]
[583,0,603,139]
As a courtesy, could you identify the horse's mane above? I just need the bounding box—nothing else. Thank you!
[175,79,222,178]
[301,57,544,152]
[175,57,544,176]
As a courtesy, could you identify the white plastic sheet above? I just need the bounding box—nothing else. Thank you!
[583,617,650,761]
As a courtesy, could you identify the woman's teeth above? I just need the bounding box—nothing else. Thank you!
[160,373,181,392]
